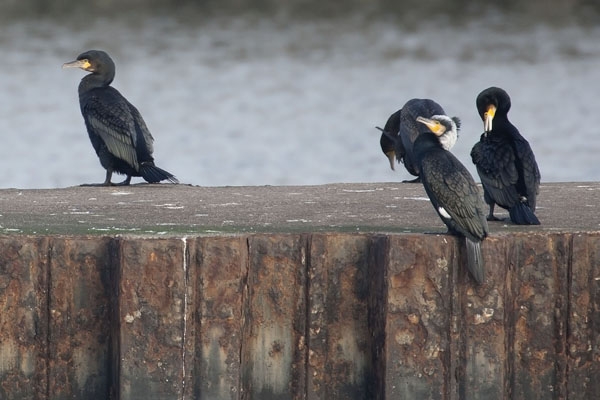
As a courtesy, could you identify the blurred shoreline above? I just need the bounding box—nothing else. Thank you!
[0,1,598,188]
[1,0,599,26]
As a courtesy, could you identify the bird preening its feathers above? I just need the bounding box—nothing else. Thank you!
[377,99,460,183]
[376,108,401,171]
[63,50,178,186]
[471,87,540,225]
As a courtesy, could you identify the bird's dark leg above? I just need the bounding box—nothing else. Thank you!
[402,176,421,183]
[102,170,114,186]
[80,169,115,187]
[487,203,501,221]
[114,175,132,186]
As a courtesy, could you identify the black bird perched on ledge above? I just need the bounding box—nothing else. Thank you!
[378,99,460,183]
[63,50,178,186]
[414,115,488,284]
[471,87,540,225]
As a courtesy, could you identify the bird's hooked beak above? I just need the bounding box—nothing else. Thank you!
[483,104,496,132]
[385,151,396,170]
[62,59,92,71]
[416,116,445,136]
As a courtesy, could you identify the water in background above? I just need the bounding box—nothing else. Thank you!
[0,8,599,188]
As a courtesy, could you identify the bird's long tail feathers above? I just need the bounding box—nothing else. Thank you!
[509,202,540,225]
[465,238,485,284]
[140,162,179,184]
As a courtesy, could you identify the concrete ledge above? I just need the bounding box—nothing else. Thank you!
[0,182,597,235]
[0,184,599,399]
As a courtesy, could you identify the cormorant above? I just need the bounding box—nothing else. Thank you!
[471,87,540,225]
[376,108,401,171]
[414,115,488,284]
[379,99,460,183]
[63,50,178,186]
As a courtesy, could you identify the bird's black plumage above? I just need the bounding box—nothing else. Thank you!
[414,115,488,284]
[386,99,460,183]
[471,87,540,225]
[63,50,178,186]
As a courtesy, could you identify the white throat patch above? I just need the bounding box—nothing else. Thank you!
[429,114,458,151]
[439,124,458,151]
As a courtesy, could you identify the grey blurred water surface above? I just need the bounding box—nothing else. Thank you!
[0,8,598,188]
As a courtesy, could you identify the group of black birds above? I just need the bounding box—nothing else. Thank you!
[377,89,540,284]
[63,49,540,285]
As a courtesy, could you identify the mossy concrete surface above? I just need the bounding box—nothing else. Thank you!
[0,182,597,235]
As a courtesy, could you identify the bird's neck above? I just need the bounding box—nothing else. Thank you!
[492,114,514,132]
[439,129,457,151]
[495,112,510,123]
[414,132,443,158]
[79,72,114,93]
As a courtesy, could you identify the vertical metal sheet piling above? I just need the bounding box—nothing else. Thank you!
[307,234,372,399]
[567,233,600,399]
[1,230,600,400]
[0,237,49,399]
[384,234,455,400]
[367,235,388,400]
[47,237,113,399]
[240,234,308,400]
[117,238,187,400]
[508,233,570,400]
[458,235,508,399]
[193,236,248,400]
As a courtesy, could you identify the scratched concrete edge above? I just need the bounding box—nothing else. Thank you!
[0,182,597,236]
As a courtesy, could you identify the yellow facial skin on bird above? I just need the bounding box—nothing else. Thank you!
[484,104,496,132]
[415,116,446,136]
[62,59,92,71]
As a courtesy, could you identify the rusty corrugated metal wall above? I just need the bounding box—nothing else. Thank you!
[0,232,598,399]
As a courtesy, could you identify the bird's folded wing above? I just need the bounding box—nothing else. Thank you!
[84,98,139,169]
[515,138,541,210]
[426,162,486,238]
[129,103,155,154]
[472,141,520,207]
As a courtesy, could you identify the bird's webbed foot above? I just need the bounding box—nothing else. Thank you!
[80,182,114,187]
[80,171,130,186]
[107,170,131,186]
[113,176,132,186]
[486,203,502,221]
[402,176,421,183]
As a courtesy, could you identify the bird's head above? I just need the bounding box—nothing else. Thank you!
[476,87,511,133]
[416,115,459,151]
[63,50,115,77]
